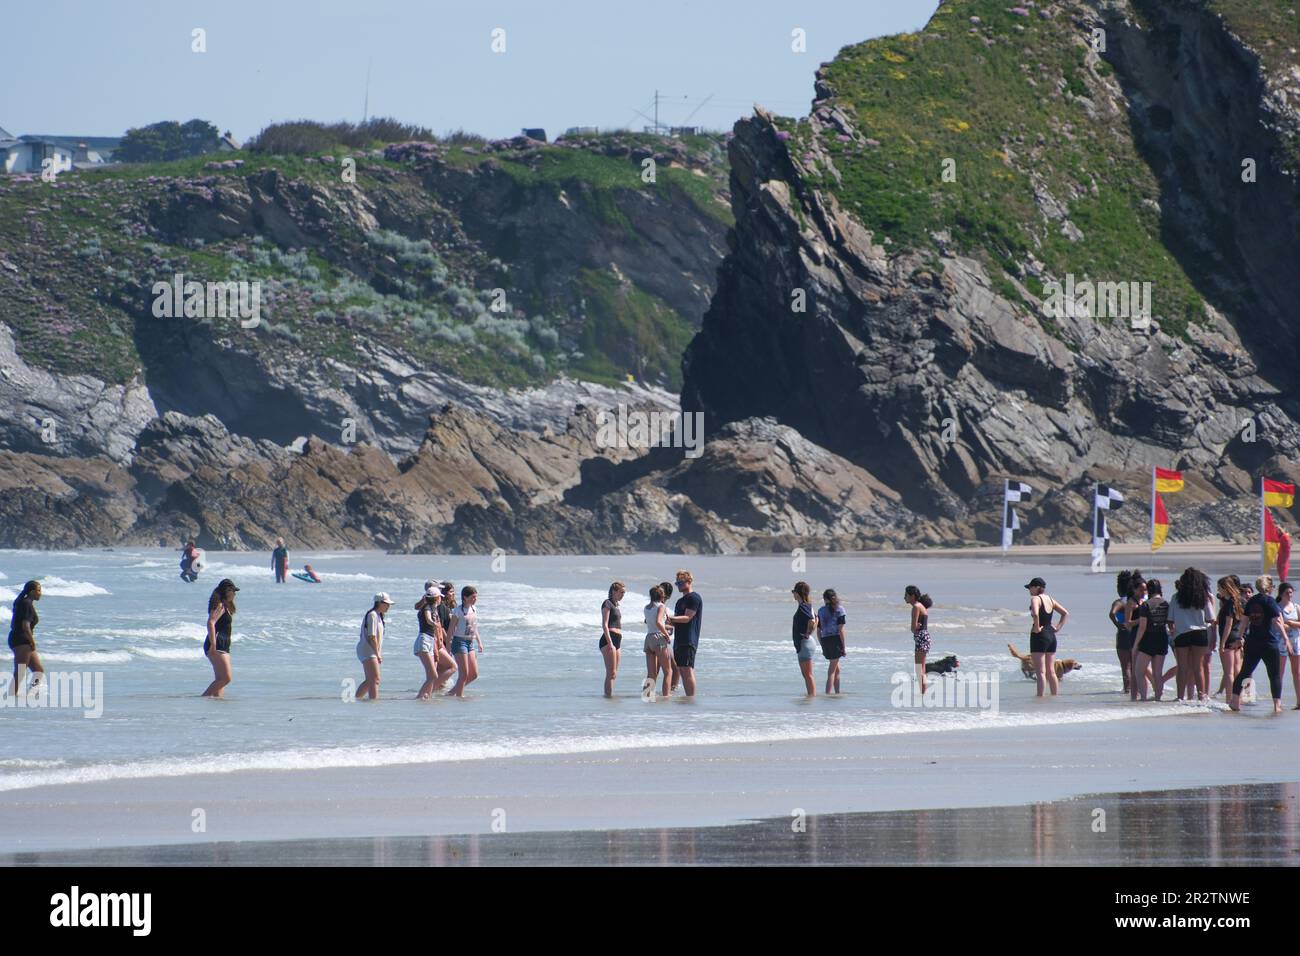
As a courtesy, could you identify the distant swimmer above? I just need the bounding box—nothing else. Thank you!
[292,564,321,583]
[817,588,847,695]
[599,581,625,698]
[792,581,816,697]
[272,537,289,584]
[1025,576,1069,698]
[201,578,239,698]
[642,585,672,699]
[180,541,201,582]
[414,586,455,699]
[8,581,44,698]
[904,585,933,693]
[355,592,391,700]
[446,586,482,699]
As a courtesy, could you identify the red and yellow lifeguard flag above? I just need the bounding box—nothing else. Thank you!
[1152,492,1170,551]
[1265,507,1283,569]
[1155,468,1184,493]
[1264,478,1296,508]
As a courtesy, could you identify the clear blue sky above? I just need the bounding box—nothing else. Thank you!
[1,0,938,141]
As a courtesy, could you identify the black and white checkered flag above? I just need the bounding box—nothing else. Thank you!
[1095,484,1125,511]
[1093,508,1109,546]
[1005,480,1032,503]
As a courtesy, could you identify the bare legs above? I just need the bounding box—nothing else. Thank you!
[1032,652,1059,697]
[11,645,43,696]
[825,658,842,695]
[202,650,232,698]
[1117,647,1132,694]
[355,657,380,700]
[799,657,815,697]
[447,650,478,698]
[601,641,620,698]
[914,650,927,694]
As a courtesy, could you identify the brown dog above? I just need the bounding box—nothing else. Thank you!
[1007,643,1082,681]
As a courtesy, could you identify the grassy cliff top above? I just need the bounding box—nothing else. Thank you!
[786,0,1231,337]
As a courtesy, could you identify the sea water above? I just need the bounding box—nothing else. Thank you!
[0,548,1227,793]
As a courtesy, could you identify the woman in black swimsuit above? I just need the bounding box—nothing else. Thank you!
[202,578,238,698]
[8,580,44,697]
[599,581,625,698]
[1026,577,1068,697]
[904,585,933,693]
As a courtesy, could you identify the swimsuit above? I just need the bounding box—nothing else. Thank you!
[599,599,623,650]
[1029,598,1056,654]
[204,608,232,655]
[913,609,931,654]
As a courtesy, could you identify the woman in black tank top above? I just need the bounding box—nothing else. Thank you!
[1131,578,1172,700]
[202,578,239,698]
[1025,577,1068,697]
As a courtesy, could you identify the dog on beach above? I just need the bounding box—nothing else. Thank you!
[924,654,959,675]
[1007,643,1082,681]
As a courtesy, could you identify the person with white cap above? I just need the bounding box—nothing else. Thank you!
[414,585,455,699]
[356,592,392,700]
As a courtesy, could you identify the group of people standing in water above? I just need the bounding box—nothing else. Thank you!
[9,556,1300,717]
[1110,568,1300,713]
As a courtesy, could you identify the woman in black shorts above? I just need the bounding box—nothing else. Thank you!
[202,578,238,698]
[1026,577,1068,697]
[817,588,847,695]
[1214,576,1245,697]
[1170,568,1215,700]
[599,581,625,698]
[8,580,44,697]
[1132,578,1172,700]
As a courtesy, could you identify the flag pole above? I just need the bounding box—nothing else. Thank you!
[1002,478,1009,553]
[1262,476,1267,576]
[1092,481,1099,572]
[1150,466,1156,551]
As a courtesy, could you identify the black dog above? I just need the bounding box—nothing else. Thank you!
[924,654,959,675]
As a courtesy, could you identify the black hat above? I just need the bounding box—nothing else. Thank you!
[1024,577,1046,589]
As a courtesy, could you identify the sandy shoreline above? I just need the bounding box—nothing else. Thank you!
[4,699,1300,856]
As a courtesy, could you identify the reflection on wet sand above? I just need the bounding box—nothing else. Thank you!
[7,782,1300,866]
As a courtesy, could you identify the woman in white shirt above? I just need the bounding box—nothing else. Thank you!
[355,592,391,700]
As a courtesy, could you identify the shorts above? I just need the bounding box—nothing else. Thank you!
[1115,628,1135,651]
[599,632,623,650]
[1137,632,1169,657]
[673,642,697,669]
[820,635,845,660]
[1028,627,1056,655]
[450,636,475,656]
[7,634,33,652]
[913,628,931,655]
[356,640,378,662]
[205,633,232,655]
[414,633,436,655]
[644,633,669,653]
[1173,629,1208,649]
[796,637,817,662]
[1223,636,1243,650]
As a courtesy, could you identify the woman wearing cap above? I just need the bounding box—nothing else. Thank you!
[414,586,455,699]
[201,578,239,698]
[446,586,483,698]
[356,592,391,700]
[1026,577,1068,697]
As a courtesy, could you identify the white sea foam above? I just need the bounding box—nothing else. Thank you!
[15,650,133,665]
[0,702,1203,794]
[127,646,202,661]
[38,576,110,598]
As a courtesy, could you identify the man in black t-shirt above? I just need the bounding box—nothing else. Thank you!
[667,570,703,697]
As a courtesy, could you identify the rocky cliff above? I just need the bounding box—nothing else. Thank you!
[4,0,1299,553]
[681,0,1300,546]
